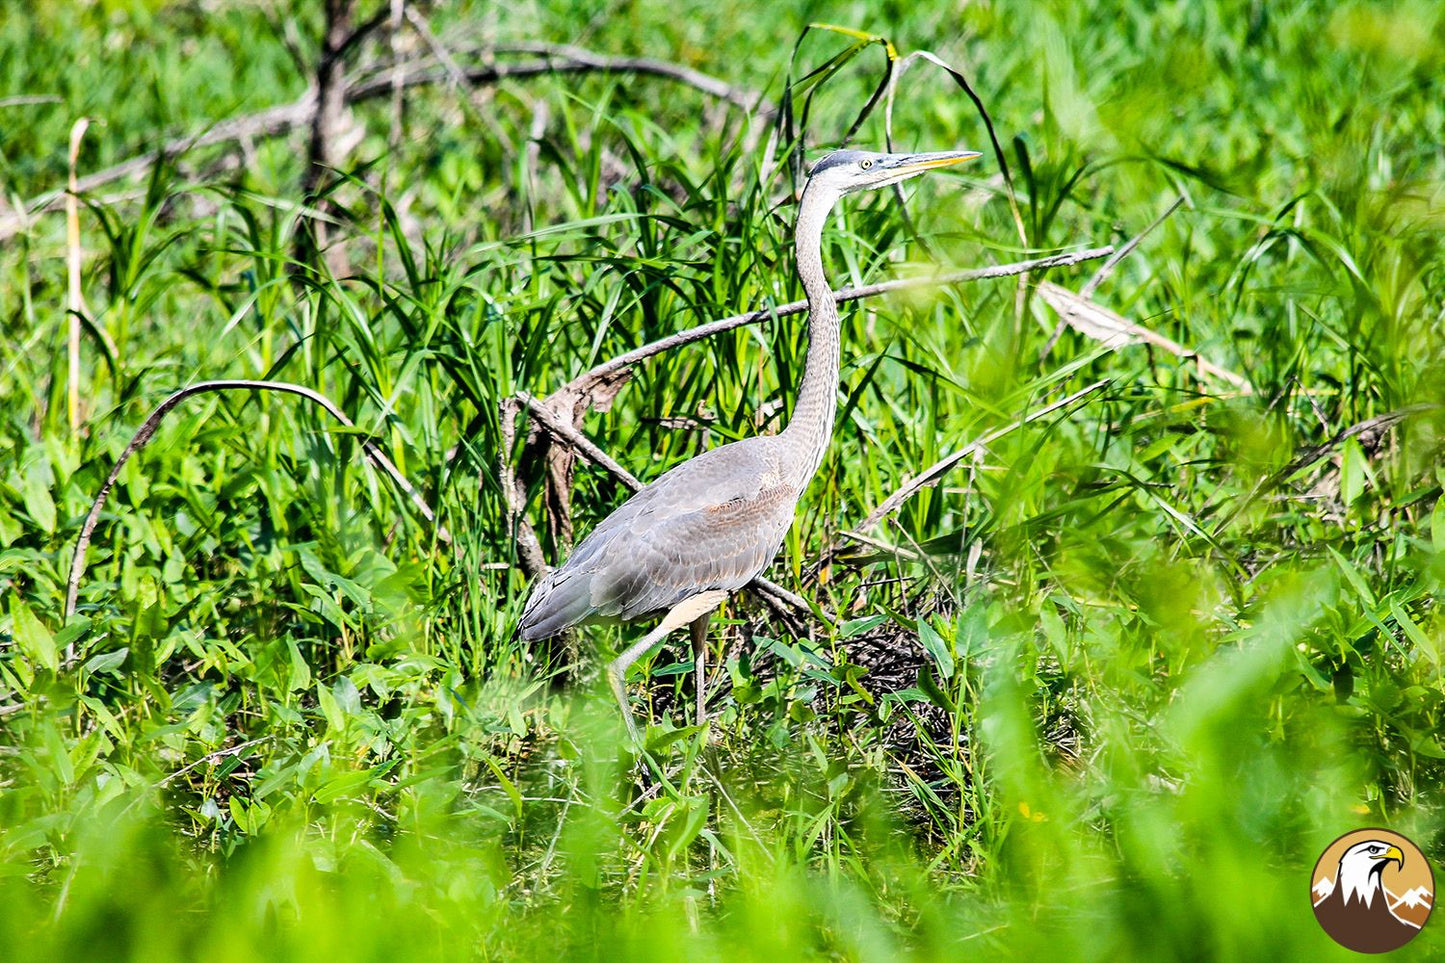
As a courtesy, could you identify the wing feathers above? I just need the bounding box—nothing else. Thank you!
[517,438,798,640]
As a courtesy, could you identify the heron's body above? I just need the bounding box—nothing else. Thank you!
[518,436,798,639]
[518,147,980,739]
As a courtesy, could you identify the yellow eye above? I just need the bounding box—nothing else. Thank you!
[860,159,873,169]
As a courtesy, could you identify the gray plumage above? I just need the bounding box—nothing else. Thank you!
[517,146,982,739]
[519,438,795,638]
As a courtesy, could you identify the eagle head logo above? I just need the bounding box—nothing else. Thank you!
[1312,830,1433,953]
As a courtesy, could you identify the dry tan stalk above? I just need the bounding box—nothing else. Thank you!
[66,118,91,431]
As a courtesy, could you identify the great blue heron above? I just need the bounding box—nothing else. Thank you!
[519,146,982,740]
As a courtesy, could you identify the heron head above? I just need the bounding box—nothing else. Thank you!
[805,148,982,197]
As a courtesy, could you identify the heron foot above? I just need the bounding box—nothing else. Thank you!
[689,611,712,730]
[607,663,644,745]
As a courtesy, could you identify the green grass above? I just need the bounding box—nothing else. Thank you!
[2,0,1444,959]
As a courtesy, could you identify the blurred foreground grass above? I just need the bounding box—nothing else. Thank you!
[2,0,1444,959]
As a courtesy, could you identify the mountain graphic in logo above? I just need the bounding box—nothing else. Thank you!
[1311,829,1434,953]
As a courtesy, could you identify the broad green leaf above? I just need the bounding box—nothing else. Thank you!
[918,618,955,680]
[22,466,55,534]
[82,647,130,676]
[11,598,57,672]
[317,682,345,731]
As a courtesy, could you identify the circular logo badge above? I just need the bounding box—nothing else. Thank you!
[1311,828,1433,953]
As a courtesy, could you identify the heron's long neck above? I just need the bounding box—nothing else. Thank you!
[780,185,841,489]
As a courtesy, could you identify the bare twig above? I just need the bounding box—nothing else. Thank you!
[1211,403,1438,538]
[156,736,272,787]
[64,379,445,626]
[0,95,64,108]
[497,396,548,579]
[854,379,1111,533]
[401,5,515,153]
[840,529,923,562]
[549,247,1115,415]
[299,0,362,272]
[1277,404,1437,479]
[749,578,816,620]
[1080,195,1186,300]
[518,392,637,487]
[476,42,774,116]
[305,0,357,195]
[522,97,550,234]
[2,99,314,241]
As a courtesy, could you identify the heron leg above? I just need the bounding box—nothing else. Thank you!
[607,590,727,743]
[689,612,712,727]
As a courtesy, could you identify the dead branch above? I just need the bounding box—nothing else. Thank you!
[1080,196,1187,300]
[64,379,446,628]
[1,45,770,241]
[401,5,515,153]
[1,99,314,241]
[1211,402,1439,539]
[387,0,406,147]
[518,392,637,486]
[498,396,549,579]
[298,0,365,273]
[1278,404,1437,480]
[440,42,775,116]
[0,95,63,108]
[304,0,360,197]
[156,736,272,787]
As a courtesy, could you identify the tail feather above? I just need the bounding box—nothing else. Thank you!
[517,568,596,640]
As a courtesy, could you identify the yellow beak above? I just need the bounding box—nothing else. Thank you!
[889,151,983,177]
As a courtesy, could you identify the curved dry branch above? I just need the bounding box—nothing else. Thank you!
[1039,196,1188,362]
[1080,196,1186,300]
[64,379,444,626]
[517,391,639,489]
[1,100,314,241]
[476,42,774,115]
[1209,402,1440,538]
